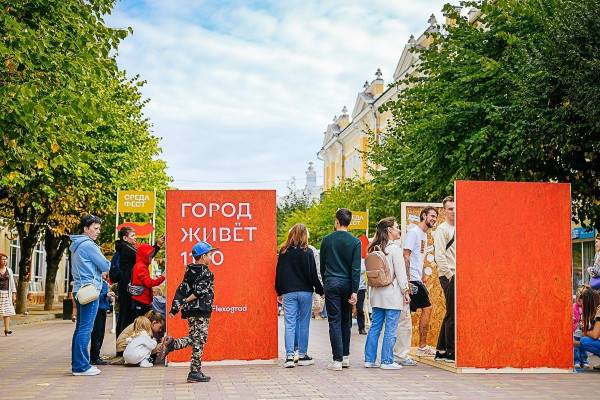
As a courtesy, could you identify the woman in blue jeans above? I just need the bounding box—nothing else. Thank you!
[577,288,600,363]
[364,217,410,370]
[275,224,324,368]
[69,215,111,376]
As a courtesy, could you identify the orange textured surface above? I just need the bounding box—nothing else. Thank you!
[165,190,278,362]
[455,181,572,369]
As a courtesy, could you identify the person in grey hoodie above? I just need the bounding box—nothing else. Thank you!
[70,215,111,376]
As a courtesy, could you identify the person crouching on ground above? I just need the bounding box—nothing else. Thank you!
[114,310,165,363]
[275,224,324,368]
[123,316,157,367]
[161,241,216,383]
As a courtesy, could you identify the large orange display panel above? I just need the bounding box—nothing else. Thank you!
[455,181,572,370]
[165,190,277,363]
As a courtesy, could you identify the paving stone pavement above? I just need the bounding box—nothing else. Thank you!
[1,316,599,399]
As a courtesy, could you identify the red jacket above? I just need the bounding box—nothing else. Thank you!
[131,244,165,305]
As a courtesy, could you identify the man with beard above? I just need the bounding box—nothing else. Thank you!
[404,206,438,357]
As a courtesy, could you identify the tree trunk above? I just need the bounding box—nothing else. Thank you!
[43,232,70,310]
[13,207,48,314]
[14,231,39,314]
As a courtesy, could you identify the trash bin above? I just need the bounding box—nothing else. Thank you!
[63,298,73,320]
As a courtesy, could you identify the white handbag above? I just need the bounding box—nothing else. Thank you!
[77,283,99,305]
[72,239,100,305]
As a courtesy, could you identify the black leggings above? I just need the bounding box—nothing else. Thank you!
[131,300,151,319]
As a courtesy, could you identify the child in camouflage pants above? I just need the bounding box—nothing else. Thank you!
[162,241,216,383]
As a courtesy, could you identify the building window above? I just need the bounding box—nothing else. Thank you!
[31,241,45,292]
[9,238,20,277]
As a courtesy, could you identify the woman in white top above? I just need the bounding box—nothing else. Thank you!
[364,217,410,369]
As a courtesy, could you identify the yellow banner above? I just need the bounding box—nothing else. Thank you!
[349,211,369,230]
[118,190,155,214]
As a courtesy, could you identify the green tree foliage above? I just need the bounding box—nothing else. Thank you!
[0,0,170,311]
[370,0,600,228]
[279,180,378,248]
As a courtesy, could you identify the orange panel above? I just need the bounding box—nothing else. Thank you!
[165,190,278,362]
[455,181,572,369]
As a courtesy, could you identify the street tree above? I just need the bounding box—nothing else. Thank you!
[371,0,600,228]
[0,0,169,312]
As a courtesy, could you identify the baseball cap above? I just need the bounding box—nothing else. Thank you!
[191,241,218,258]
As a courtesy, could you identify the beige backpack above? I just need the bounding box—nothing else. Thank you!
[365,246,393,287]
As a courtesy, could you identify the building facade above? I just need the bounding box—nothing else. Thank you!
[318,7,483,191]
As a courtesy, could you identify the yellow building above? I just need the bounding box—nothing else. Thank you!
[318,9,480,191]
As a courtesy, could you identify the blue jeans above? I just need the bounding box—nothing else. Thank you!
[579,336,600,361]
[283,291,313,357]
[364,307,401,364]
[574,336,589,365]
[71,295,99,373]
[324,277,352,361]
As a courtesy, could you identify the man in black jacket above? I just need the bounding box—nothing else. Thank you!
[162,241,216,383]
[110,227,138,338]
[110,228,164,338]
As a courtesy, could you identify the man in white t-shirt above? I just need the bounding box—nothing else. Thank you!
[404,206,438,357]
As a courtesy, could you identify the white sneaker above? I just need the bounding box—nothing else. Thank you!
[342,356,350,368]
[283,357,295,368]
[416,346,436,357]
[72,366,101,376]
[364,361,380,368]
[327,361,343,371]
[139,358,153,368]
[380,362,403,370]
[396,356,417,366]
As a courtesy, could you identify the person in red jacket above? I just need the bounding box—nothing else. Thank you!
[131,244,165,319]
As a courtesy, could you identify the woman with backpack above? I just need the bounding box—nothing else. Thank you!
[275,224,324,368]
[363,217,410,370]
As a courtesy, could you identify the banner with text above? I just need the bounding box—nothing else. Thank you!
[165,190,277,363]
[118,190,156,214]
[349,210,369,230]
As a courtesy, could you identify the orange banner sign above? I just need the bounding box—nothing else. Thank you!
[165,190,278,363]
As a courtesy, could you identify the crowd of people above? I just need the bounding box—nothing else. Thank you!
[9,196,594,382]
[68,215,215,383]
[275,199,456,370]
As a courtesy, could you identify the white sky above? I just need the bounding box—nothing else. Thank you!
[107,0,451,195]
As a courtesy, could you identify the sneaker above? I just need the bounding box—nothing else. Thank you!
[72,366,101,376]
[380,362,403,370]
[416,346,436,357]
[434,351,448,362]
[283,357,295,368]
[358,329,367,335]
[364,361,380,368]
[140,358,153,368]
[442,353,455,363]
[297,355,315,366]
[342,356,350,368]
[396,357,417,366]
[327,361,343,371]
[187,370,210,383]
[582,362,590,368]
[91,358,107,365]
[159,336,175,360]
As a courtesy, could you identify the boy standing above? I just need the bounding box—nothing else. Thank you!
[162,241,216,383]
